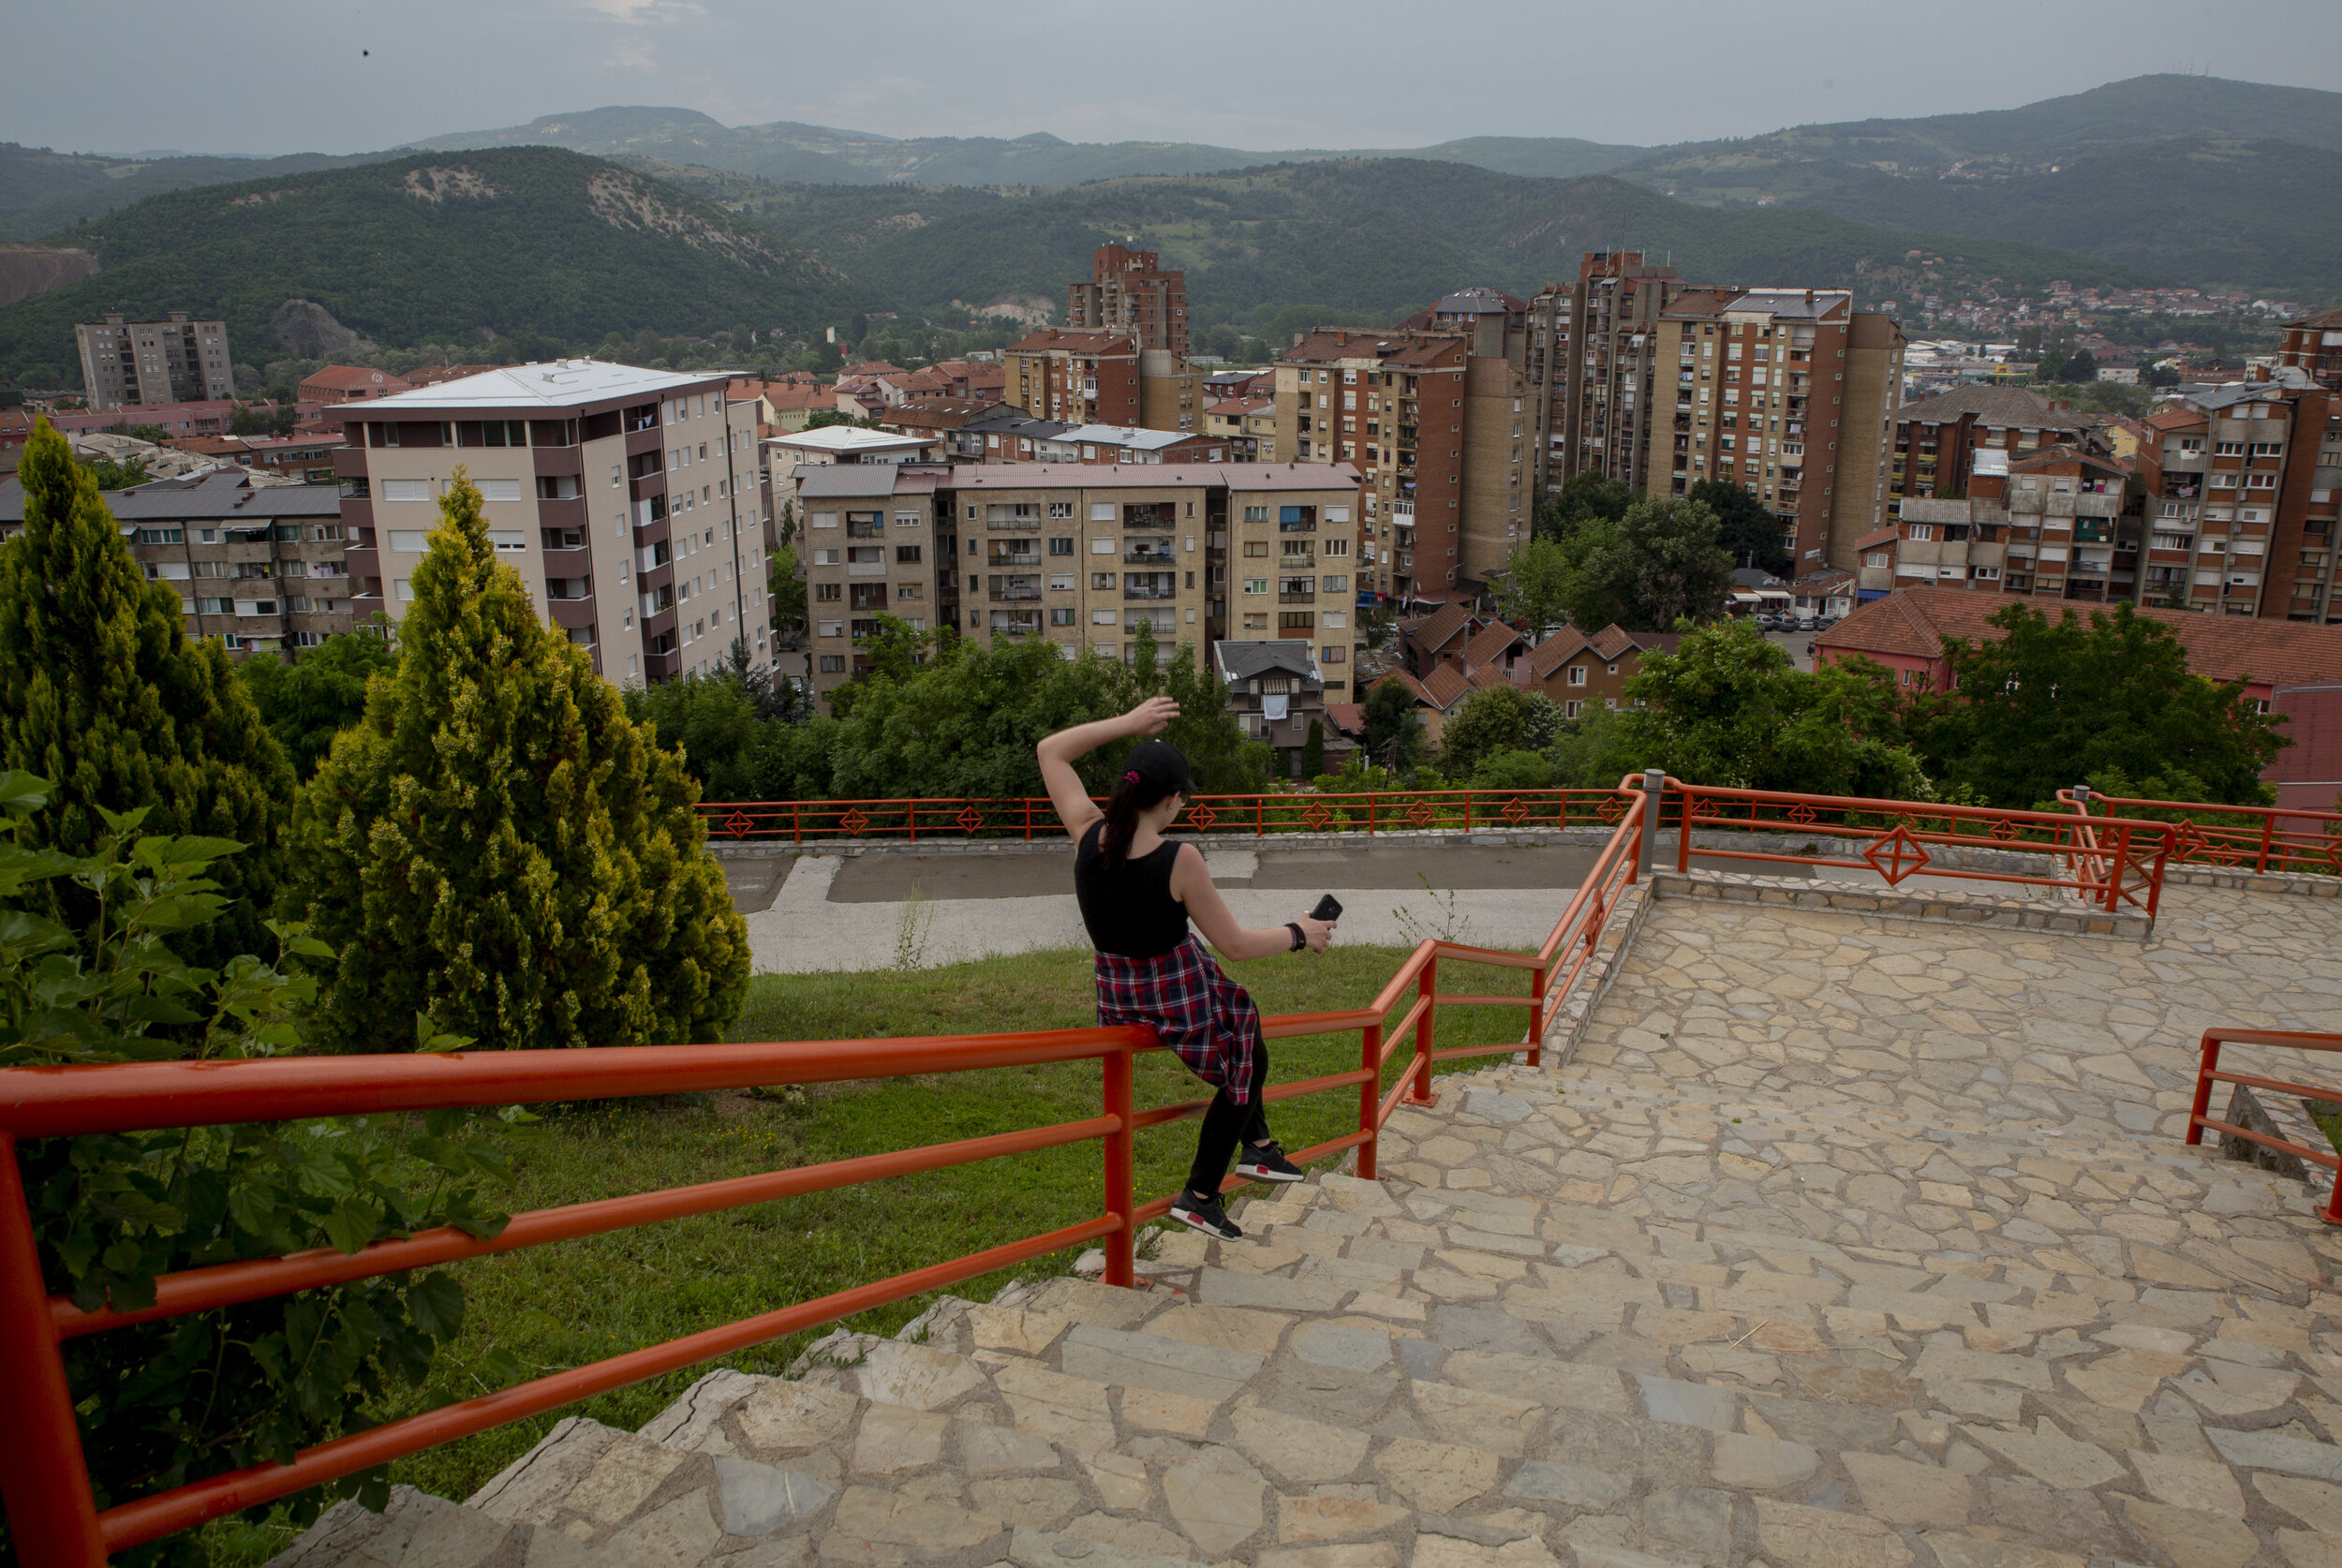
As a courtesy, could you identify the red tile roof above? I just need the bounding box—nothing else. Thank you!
[1405,600,1475,658]
[1324,703,1367,737]
[1461,621,1525,671]
[1417,663,1473,710]
[1815,587,2342,689]
[1854,525,1901,551]
[1007,330,1136,356]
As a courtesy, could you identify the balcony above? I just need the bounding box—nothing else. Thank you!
[988,552,1042,569]
[1124,542,1175,566]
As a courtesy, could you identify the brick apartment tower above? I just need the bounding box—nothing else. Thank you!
[1067,244,1189,358]
[1530,253,1904,574]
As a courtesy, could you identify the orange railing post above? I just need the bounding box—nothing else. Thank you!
[1102,1047,1135,1289]
[1526,963,1546,1069]
[2186,1032,2218,1146]
[0,1133,108,1568]
[1356,1021,1383,1179]
[1405,953,1439,1106]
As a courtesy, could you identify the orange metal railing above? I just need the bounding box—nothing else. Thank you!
[1669,780,2174,918]
[694,788,1633,845]
[2185,1027,2342,1223]
[2064,789,2342,880]
[0,788,1653,1566]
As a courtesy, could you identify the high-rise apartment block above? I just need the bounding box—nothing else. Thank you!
[1002,332,1202,434]
[1067,244,1189,358]
[1528,254,1905,574]
[1271,323,1527,600]
[2142,379,2341,621]
[792,463,1361,711]
[334,362,769,685]
[76,313,233,410]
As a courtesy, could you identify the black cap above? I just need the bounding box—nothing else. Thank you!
[1121,739,1193,798]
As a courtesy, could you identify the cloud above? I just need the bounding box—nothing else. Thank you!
[580,0,704,22]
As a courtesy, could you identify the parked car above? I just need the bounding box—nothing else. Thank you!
[1792,616,1818,631]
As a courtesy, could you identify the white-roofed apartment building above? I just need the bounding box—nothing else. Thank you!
[334,360,770,685]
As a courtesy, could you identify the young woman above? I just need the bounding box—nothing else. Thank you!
[1038,696,1336,1241]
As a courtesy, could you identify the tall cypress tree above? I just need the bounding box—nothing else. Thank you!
[298,471,750,1052]
[0,420,294,962]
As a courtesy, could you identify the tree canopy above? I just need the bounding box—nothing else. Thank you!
[1490,536,1572,633]
[1688,479,1790,575]
[1553,496,1736,633]
[0,420,294,962]
[296,471,749,1053]
[1909,600,2288,808]
[235,631,400,780]
[1533,471,1634,544]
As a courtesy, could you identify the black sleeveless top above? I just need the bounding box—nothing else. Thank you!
[1075,820,1191,958]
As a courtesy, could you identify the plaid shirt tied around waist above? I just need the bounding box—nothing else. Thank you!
[1093,933,1265,1105]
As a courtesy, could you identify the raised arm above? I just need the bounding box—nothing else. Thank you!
[1171,844,1335,961]
[1035,696,1180,840]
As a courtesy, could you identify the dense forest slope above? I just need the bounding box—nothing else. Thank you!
[0,147,861,384]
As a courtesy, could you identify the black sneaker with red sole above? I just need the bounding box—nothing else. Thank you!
[1169,1190,1243,1240]
[1236,1140,1304,1183]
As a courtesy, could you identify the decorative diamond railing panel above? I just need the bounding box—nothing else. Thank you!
[1861,825,1932,885]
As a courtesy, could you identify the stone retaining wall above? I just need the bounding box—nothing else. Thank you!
[1645,867,2152,939]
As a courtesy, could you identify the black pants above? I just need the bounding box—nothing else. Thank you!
[1187,1035,1271,1198]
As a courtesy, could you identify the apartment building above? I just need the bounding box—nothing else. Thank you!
[949,410,1071,464]
[75,313,233,410]
[793,463,1362,709]
[334,362,768,685]
[796,465,954,703]
[1139,349,1203,433]
[2278,306,2342,392]
[9,469,353,659]
[1067,244,1190,358]
[1533,253,1905,575]
[1222,472,1365,693]
[1206,395,1275,461]
[1002,330,1145,427]
[1883,386,2095,509]
[2143,378,2342,621]
[1272,329,1514,599]
[763,426,943,515]
[1891,446,2143,604]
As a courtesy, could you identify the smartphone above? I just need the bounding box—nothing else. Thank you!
[1311,894,1343,922]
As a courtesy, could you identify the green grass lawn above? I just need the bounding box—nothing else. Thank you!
[334,943,1530,1523]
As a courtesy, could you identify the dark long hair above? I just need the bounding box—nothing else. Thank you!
[1099,768,1182,869]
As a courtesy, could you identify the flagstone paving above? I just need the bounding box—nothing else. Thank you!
[271,878,2342,1568]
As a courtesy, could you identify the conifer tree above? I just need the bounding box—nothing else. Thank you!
[0,420,294,962]
[298,472,750,1052]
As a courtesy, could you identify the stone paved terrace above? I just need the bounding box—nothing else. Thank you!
[272,876,2342,1568]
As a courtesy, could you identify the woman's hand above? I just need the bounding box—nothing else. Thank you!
[1295,915,1335,954]
[1125,696,1180,736]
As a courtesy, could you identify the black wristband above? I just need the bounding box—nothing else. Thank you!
[1286,922,1306,952]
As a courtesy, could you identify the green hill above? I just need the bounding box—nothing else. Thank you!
[1607,76,2342,302]
[408,107,1650,189]
[659,158,2160,328]
[0,143,400,241]
[0,146,862,385]
[1782,137,2342,300]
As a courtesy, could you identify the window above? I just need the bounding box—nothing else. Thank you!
[1905,525,1934,542]
[896,545,923,563]
[1244,579,1269,595]
[1090,538,1115,555]
[381,479,431,503]
[1048,501,1075,519]
[818,655,846,673]
[393,580,414,602]
[814,584,841,602]
[1049,538,1075,555]
[1278,612,1315,630]
[1243,540,1269,557]
[1566,665,1587,687]
[1322,645,1345,663]
[132,526,184,545]
[895,584,921,601]
[1048,574,1075,590]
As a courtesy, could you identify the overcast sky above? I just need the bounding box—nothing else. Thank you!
[10,0,2340,156]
